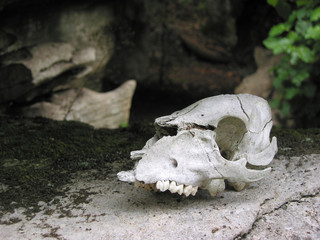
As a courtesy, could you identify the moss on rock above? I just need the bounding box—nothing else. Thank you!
[271,128,320,157]
[0,115,154,213]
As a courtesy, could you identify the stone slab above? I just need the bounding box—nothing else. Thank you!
[1,154,319,240]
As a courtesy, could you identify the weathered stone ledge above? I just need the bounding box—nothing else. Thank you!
[0,116,319,239]
[1,154,319,239]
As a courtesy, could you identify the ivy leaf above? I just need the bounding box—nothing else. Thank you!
[296,45,314,63]
[292,70,309,86]
[296,8,310,20]
[281,102,291,116]
[288,10,297,23]
[287,45,299,64]
[278,37,295,53]
[263,37,280,52]
[310,6,320,21]
[269,23,291,37]
[305,25,320,40]
[287,31,299,42]
[269,99,280,109]
[267,0,278,7]
[264,37,292,54]
[296,0,311,7]
[289,50,299,65]
[295,20,312,35]
[314,41,320,57]
[273,67,289,88]
[284,87,300,100]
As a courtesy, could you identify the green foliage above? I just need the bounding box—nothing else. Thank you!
[268,0,292,18]
[267,0,278,7]
[264,0,320,126]
[120,122,129,128]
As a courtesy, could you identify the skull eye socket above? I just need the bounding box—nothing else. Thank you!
[215,117,247,160]
[170,158,178,168]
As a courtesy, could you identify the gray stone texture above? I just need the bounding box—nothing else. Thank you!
[1,154,319,239]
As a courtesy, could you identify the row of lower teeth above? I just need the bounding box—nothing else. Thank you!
[135,180,198,197]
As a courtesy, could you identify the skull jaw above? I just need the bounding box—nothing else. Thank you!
[203,179,251,196]
[117,170,253,197]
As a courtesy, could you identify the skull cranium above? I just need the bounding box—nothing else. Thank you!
[118,94,277,197]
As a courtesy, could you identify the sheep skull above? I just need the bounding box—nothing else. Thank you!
[117,94,277,197]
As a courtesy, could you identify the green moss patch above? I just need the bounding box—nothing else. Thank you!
[0,115,154,213]
[272,128,320,157]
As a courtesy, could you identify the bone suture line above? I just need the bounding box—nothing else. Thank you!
[135,180,198,197]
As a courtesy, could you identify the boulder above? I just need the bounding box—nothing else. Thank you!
[21,80,137,129]
[234,47,282,99]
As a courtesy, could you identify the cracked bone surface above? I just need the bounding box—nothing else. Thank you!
[117,94,277,197]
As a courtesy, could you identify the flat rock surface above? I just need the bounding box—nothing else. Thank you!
[1,154,320,240]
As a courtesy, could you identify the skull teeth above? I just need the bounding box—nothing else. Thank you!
[176,183,184,195]
[135,180,198,197]
[159,180,198,197]
[156,180,170,192]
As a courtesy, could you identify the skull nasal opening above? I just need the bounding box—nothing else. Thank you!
[215,117,247,160]
[170,158,178,168]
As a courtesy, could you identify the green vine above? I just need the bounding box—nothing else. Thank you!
[264,0,320,126]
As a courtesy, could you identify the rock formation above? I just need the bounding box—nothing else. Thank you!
[22,80,136,129]
[0,1,114,104]
[235,47,282,99]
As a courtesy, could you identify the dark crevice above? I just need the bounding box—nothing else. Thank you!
[155,122,216,139]
[185,123,216,131]
[236,95,249,120]
[38,59,72,73]
[155,125,178,137]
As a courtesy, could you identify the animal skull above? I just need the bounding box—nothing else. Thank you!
[118,94,277,197]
